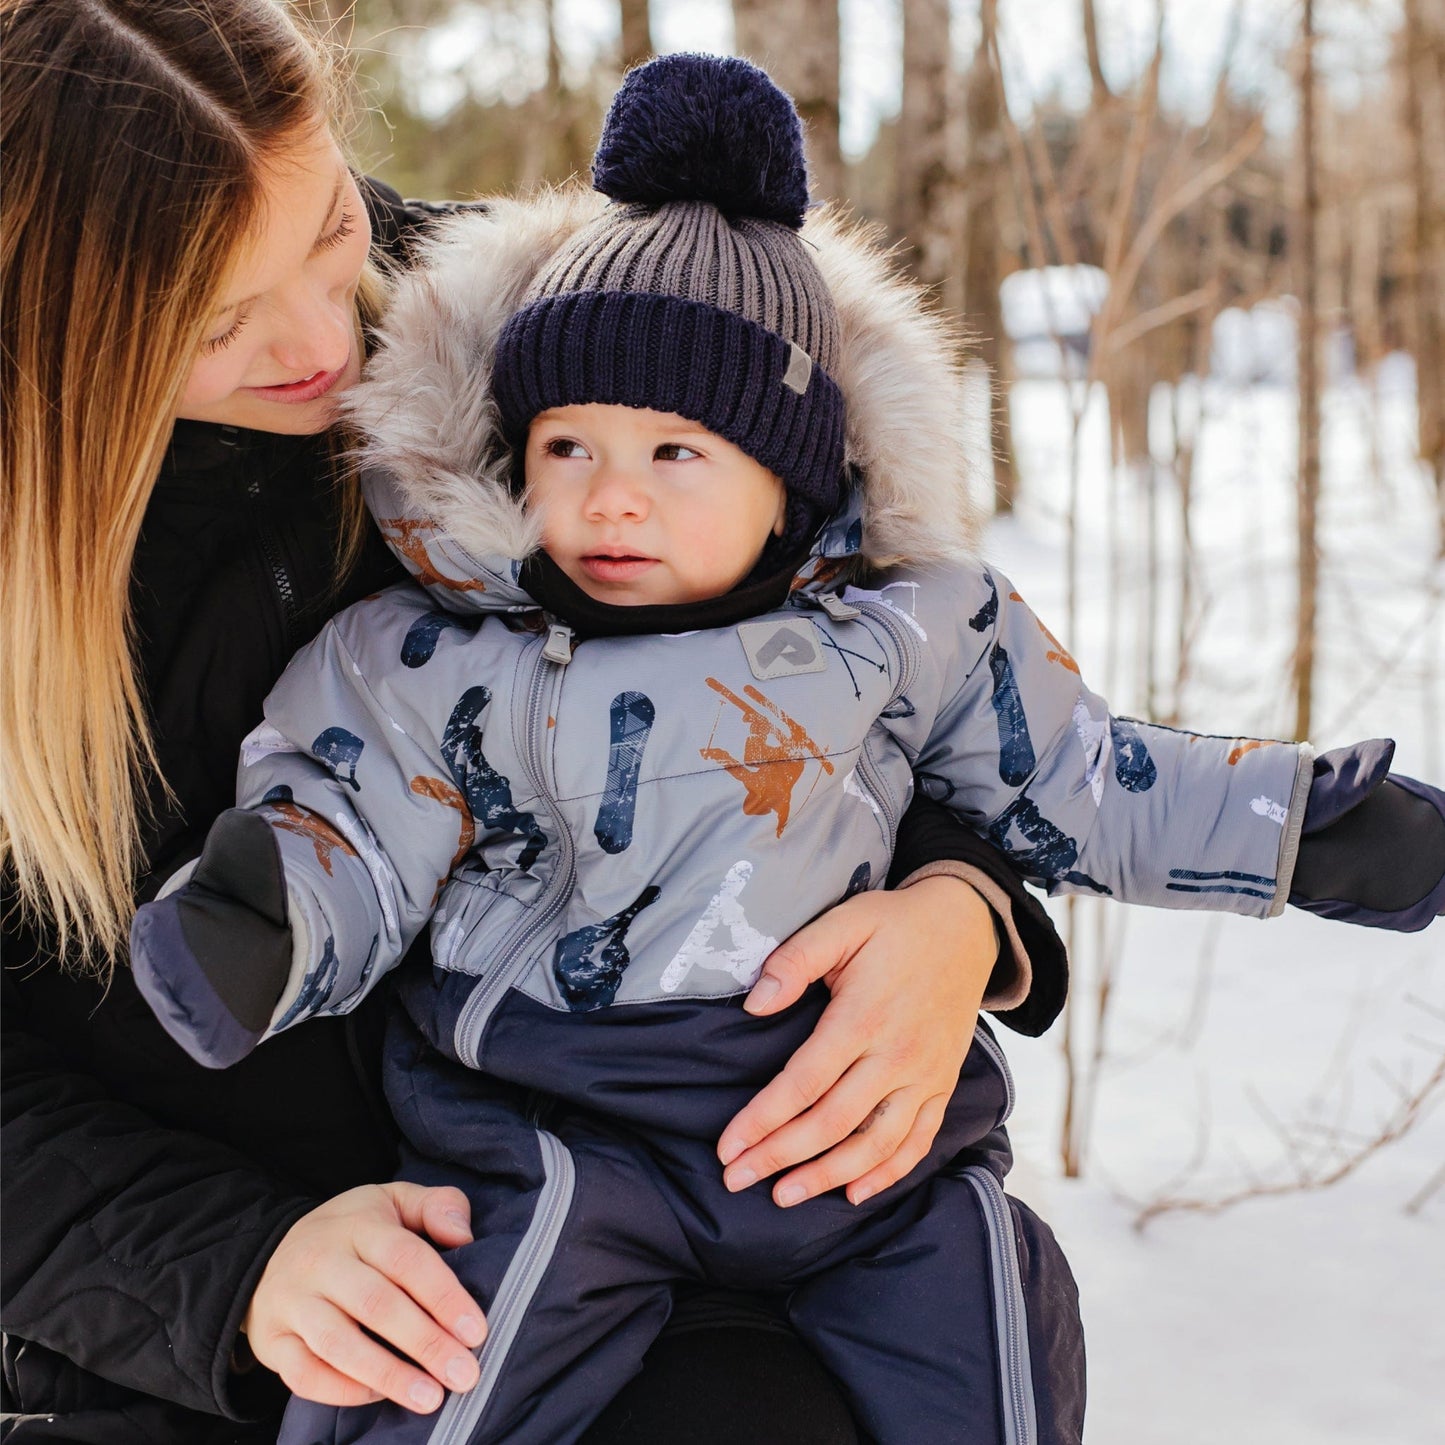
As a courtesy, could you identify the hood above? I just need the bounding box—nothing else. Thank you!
[346,187,985,615]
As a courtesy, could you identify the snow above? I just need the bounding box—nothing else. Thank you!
[981,376,1444,1443]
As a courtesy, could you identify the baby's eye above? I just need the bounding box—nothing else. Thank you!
[654,443,701,462]
[542,437,590,459]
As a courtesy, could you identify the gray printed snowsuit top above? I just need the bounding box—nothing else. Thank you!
[221,193,1310,1445]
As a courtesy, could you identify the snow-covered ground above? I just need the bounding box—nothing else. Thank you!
[981,375,1444,1443]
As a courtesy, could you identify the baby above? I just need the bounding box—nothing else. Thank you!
[133,54,1444,1445]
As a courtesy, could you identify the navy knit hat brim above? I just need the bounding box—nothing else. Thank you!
[493,289,845,553]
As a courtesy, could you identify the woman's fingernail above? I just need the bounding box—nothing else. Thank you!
[410,1380,444,1412]
[776,1183,807,1207]
[445,1209,472,1236]
[718,1137,744,1166]
[725,1166,757,1192]
[445,1357,478,1390]
[850,1185,873,1206]
[744,974,781,1013]
[455,1314,486,1347]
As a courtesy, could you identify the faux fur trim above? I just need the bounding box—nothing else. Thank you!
[347,187,985,569]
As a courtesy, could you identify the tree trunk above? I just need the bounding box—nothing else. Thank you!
[1294,0,1321,742]
[1404,0,1445,552]
[897,0,962,308]
[963,2,1017,513]
[619,0,652,72]
[732,0,844,202]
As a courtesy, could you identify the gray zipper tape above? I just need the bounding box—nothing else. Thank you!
[427,1130,577,1445]
[961,1165,1037,1445]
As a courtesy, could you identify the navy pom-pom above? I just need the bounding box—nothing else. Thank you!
[592,53,809,228]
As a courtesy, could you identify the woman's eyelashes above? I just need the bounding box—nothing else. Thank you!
[315,208,357,253]
[203,313,249,354]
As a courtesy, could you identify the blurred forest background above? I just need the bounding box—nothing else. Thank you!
[301,0,1445,741]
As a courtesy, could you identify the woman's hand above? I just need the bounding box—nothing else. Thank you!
[241,1183,487,1414]
[717,875,997,1208]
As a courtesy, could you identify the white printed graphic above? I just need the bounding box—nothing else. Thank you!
[1072,698,1112,807]
[660,860,779,994]
[1250,795,1288,827]
[241,721,300,768]
[330,811,401,938]
[842,581,928,641]
[843,767,883,816]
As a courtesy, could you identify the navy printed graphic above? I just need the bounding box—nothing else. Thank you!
[262,784,293,804]
[1166,868,1274,901]
[989,796,1113,895]
[275,933,340,1030]
[1111,718,1158,793]
[595,692,656,855]
[843,862,872,900]
[989,645,1035,787]
[312,728,365,792]
[879,696,916,720]
[554,886,662,1012]
[969,572,998,633]
[818,630,888,700]
[401,611,466,668]
[845,517,864,554]
[440,686,546,870]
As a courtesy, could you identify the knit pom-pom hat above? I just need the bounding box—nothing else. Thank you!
[492,53,846,555]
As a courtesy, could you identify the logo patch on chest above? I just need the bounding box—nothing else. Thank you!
[736,619,827,681]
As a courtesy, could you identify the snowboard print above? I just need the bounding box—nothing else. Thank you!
[843,861,872,899]
[439,686,546,869]
[1110,718,1158,793]
[989,645,1036,787]
[312,727,365,791]
[553,886,662,1011]
[401,611,467,668]
[595,692,656,855]
[968,572,999,633]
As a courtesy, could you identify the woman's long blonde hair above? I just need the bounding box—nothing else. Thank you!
[1,0,370,971]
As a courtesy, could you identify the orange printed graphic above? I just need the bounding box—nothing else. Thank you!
[700,678,834,837]
[1227,739,1268,766]
[266,803,357,877]
[410,775,476,903]
[377,518,487,594]
[1012,592,1079,674]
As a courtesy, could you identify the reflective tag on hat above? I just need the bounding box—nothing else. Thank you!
[782,343,812,395]
[737,619,827,680]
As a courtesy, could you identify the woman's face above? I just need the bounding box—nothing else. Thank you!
[176,124,372,435]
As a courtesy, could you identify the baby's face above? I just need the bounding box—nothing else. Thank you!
[525,405,786,606]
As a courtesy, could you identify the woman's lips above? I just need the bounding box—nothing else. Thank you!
[580,554,658,583]
[245,364,347,405]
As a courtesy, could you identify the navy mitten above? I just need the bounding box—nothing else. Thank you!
[131,808,294,1067]
[1290,740,1445,931]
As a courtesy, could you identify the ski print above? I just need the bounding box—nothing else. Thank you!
[553,886,662,1011]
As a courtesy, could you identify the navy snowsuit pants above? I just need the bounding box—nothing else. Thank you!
[278,1021,1085,1445]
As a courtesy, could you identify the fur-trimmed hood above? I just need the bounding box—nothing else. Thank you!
[346,188,985,613]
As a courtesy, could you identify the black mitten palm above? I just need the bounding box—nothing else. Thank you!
[131,808,294,1067]
[1290,740,1445,931]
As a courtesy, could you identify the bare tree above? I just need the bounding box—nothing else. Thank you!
[896,0,963,308]
[732,0,844,202]
[1294,0,1322,741]
[1404,0,1445,552]
[963,1,1017,513]
[618,0,652,72]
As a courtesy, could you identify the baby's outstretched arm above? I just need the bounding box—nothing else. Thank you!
[132,601,494,1066]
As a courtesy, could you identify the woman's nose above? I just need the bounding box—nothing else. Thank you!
[269,283,353,376]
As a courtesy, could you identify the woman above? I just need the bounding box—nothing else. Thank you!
[0,3,1067,1443]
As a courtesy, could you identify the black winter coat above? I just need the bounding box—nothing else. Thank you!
[0,183,1065,1445]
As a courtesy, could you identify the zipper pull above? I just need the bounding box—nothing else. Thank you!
[542,622,575,665]
[818,592,862,622]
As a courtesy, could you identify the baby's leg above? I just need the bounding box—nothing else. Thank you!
[279,1108,691,1444]
[787,1161,1084,1445]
